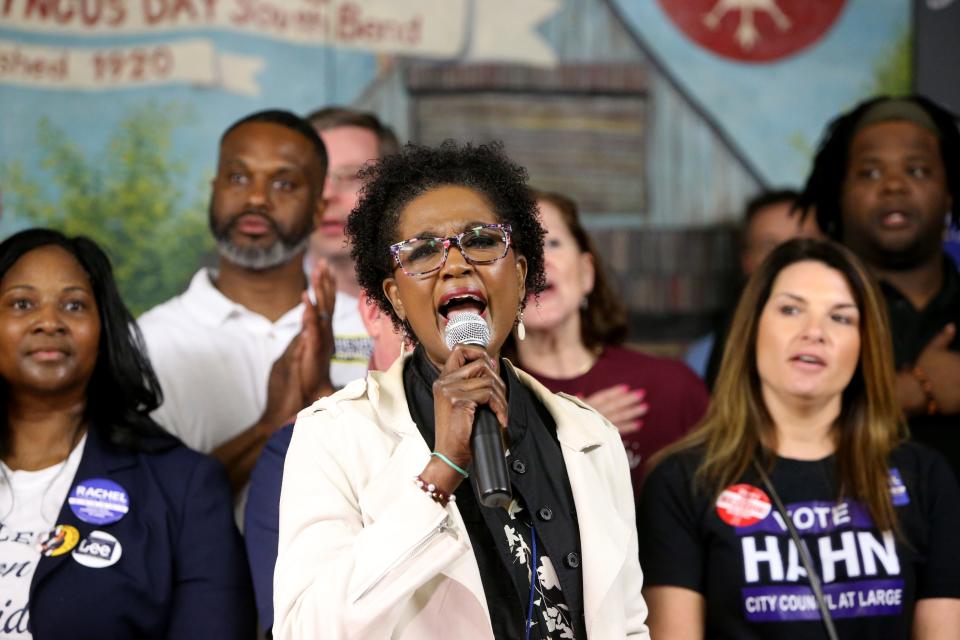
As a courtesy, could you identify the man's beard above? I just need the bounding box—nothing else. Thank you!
[210,203,311,271]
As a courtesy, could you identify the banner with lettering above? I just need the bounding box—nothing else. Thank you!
[2,0,558,95]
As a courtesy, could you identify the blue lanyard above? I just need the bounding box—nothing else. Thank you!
[525,524,538,640]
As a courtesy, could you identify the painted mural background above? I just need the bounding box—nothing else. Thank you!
[0,0,912,342]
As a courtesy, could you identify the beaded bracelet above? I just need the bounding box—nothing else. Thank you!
[414,476,456,507]
[911,365,938,416]
[431,451,470,478]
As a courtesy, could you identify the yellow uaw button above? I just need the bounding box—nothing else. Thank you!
[38,524,81,557]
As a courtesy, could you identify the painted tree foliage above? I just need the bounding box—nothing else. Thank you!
[870,27,912,98]
[2,103,211,315]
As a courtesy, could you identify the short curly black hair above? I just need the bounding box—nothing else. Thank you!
[797,95,960,240]
[346,140,546,333]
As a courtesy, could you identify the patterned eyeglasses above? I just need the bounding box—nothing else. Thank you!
[389,223,513,276]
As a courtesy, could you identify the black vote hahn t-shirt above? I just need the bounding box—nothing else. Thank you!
[637,443,960,639]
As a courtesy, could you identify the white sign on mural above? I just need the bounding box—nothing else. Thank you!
[0,38,263,94]
[0,0,558,94]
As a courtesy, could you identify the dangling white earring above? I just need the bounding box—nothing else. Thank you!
[516,311,526,341]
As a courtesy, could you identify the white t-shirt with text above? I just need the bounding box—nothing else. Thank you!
[0,434,86,639]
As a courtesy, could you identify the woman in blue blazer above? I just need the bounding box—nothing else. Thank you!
[0,229,254,639]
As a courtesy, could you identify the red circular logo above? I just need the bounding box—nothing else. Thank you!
[716,484,772,527]
[657,0,847,63]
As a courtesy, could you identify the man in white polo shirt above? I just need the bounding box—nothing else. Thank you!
[138,109,333,492]
[305,107,400,388]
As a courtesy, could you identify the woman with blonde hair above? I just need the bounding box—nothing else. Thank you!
[638,239,960,639]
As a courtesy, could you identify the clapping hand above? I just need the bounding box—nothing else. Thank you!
[298,258,337,404]
[260,260,337,432]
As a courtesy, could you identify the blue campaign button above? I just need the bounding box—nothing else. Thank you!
[888,468,910,506]
[68,478,130,525]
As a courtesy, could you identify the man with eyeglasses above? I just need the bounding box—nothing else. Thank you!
[306,107,401,388]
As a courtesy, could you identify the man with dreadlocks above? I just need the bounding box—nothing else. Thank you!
[797,95,960,477]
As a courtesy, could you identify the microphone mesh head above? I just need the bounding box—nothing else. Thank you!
[443,312,491,349]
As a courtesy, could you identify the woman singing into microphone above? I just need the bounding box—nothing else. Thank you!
[273,142,648,639]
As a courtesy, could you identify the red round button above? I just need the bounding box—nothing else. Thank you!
[715,483,772,527]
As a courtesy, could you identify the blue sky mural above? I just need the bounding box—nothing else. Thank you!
[612,0,909,185]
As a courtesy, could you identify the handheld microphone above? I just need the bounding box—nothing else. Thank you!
[443,312,513,509]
